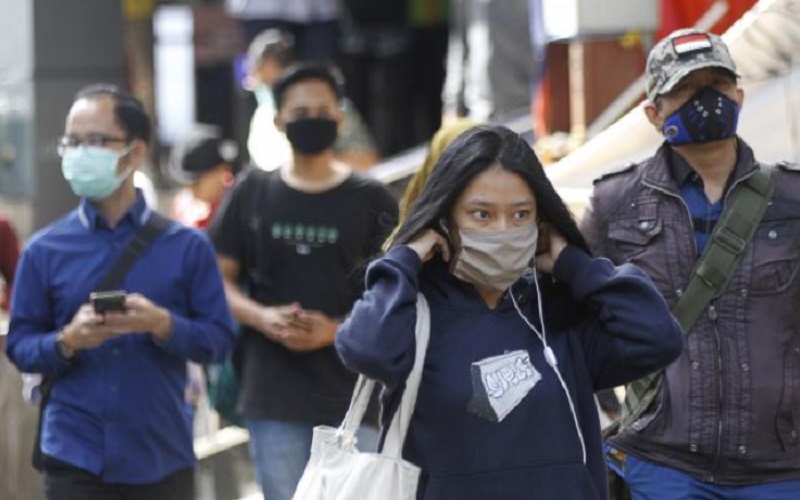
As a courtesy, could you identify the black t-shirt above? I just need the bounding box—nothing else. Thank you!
[209,169,398,423]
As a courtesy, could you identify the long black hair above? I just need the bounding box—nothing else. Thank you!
[390,125,590,254]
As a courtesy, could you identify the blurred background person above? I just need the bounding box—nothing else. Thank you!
[0,212,20,313]
[339,0,451,156]
[444,0,546,122]
[245,28,379,170]
[398,118,477,223]
[169,125,242,230]
[225,0,340,61]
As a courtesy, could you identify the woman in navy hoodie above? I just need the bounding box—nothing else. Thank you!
[336,125,683,500]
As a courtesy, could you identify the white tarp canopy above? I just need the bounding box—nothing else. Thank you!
[550,0,800,215]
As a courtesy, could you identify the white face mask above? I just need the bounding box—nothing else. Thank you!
[450,224,539,291]
[253,83,275,111]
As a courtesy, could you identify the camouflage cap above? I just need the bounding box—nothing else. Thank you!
[645,28,739,101]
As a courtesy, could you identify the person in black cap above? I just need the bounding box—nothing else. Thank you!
[169,128,242,230]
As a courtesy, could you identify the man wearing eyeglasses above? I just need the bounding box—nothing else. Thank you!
[5,84,235,499]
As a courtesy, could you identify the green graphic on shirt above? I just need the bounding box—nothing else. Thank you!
[271,222,340,252]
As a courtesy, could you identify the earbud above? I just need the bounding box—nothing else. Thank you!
[510,274,587,465]
[544,346,557,368]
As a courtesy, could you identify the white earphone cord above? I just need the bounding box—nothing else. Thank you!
[510,273,587,465]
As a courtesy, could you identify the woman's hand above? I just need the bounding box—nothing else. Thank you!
[406,229,451,264]
[535,227,568,273]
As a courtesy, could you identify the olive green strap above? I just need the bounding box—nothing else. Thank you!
[671,167,773,331]
[619,166,774,430]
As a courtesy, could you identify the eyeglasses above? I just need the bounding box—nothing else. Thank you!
[57,134,128,157]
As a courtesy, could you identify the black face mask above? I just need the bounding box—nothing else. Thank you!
[284,117,338,155]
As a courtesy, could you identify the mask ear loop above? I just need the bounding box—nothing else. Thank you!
[510,267,587,465]
[116,144,138,184]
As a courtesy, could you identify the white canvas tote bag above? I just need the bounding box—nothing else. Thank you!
[291,293,431,500]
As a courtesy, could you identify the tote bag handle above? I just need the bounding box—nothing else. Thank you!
[337,293,431,457]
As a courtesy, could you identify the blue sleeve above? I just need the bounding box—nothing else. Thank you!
[5,245,69,375]
[335,245,422,389]
[154,232,235,364]
[552,246,684,390]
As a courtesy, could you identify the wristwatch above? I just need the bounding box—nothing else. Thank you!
[55,332,74,360]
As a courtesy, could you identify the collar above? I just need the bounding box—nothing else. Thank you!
[669,150,698,187]
[642,138,759,194]
[78,189,152,231]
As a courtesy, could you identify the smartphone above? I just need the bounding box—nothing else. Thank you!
[90,290,127,314]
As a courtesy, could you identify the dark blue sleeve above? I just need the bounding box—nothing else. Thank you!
[5,244,68,375]
[335,245,422,389]
[154,231,235,364]
[552,245,684,390]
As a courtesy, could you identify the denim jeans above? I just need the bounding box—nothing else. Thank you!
[627,455,800,500]
[245,418,379,500]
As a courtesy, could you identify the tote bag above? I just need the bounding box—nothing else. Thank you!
[291,293,431,500]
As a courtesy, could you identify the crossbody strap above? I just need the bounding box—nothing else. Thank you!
[620,165,774,429]
[671,166,773,331]
[95,212,171,292]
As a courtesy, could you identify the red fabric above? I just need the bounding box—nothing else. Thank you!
[0,215,20,311]
[171,189,223,230]
[658,0,759,40]
[673,34,712,45]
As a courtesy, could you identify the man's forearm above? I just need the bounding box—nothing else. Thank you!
[223,280,266,331]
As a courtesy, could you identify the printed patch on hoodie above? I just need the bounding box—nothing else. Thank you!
[467,350,540,422]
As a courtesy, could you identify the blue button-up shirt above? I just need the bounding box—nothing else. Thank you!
[671,152,728,255]
[6,191,234,484]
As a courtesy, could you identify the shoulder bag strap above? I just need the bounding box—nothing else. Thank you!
[95,212,171,292]
[671,166,773,331]
[620,165,774,429]
[382,293,430,458]
[335,293,431,455]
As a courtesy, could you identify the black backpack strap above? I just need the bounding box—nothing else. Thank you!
[95,212,171,292]
[32,211,171,470]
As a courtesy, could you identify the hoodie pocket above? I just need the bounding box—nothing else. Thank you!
[423,463,601,500]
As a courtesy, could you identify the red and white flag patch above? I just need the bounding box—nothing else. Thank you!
[672,34,713,55]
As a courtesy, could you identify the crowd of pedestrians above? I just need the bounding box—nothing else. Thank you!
[2,13,800,500]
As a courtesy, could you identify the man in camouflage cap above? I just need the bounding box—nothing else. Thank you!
[582,28,800,498]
